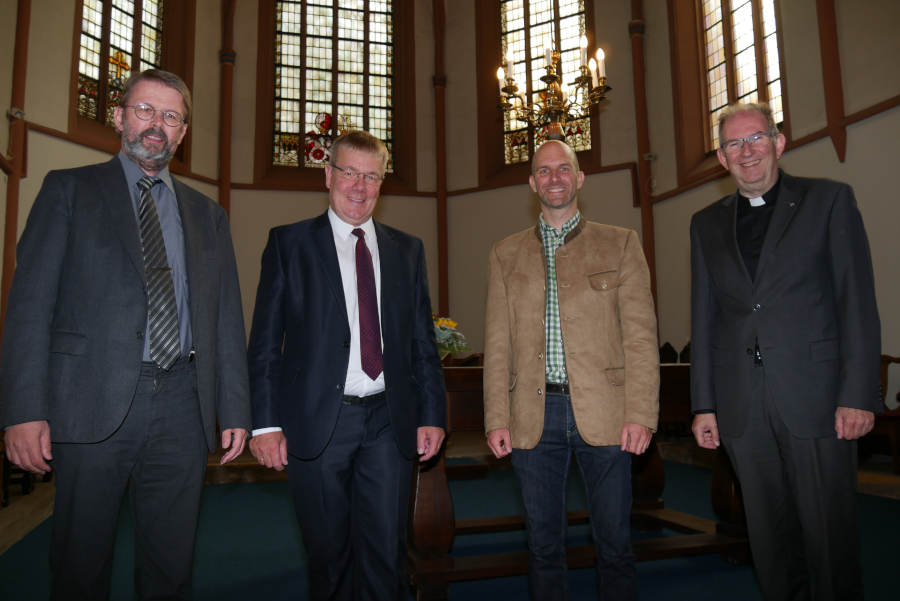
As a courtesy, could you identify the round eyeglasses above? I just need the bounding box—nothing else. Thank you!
[123,103,187,127]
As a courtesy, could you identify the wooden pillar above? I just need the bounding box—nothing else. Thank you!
[815,0,846,161]
[1,0,31,341]
[432,0,449,315]
[629,1,658,305]
[218,0,236,216]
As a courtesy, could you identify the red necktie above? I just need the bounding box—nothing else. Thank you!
[352,228,383,379]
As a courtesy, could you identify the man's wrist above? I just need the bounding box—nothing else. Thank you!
[251,426,282,437]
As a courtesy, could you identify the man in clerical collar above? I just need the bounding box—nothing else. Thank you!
[483,139,659,600]
[690,101,881,600]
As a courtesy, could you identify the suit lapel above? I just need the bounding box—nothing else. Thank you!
[755,173,803,284]
[172,179,207,324]
[311,213,348,312]
[714,194,754,286]
[373,221,399,330]
[100,158,144,281]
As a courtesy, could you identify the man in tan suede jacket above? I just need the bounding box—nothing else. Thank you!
[483,139,659,601]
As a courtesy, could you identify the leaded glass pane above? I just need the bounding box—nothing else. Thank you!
[274,1,394,170]
[734,46,757,97]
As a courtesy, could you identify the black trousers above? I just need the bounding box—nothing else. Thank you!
[722,364,863,601]
[50,359,208,601]
[286,395,413,601]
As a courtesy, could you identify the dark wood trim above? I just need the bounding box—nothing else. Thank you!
[2,0,31,342]
[22,121,216,186]
[815,0,846,161]
[628,0,657,306]
[0,154,11,176]
[252,1,418,194]
[433,0,449,315]
[218,0,236,217]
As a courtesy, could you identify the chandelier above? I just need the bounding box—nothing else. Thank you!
[497,36,610,141]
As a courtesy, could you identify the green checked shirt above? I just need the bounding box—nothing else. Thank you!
[539,211,581,384]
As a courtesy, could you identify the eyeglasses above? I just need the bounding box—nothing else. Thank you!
[331,164,384,185]
[720,131,774,154]
[123,103,187,127]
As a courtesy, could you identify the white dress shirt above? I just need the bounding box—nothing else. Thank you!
[252,208,385,437]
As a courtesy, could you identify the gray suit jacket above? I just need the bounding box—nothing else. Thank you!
[690,171,881,438]
[0,158,250,450]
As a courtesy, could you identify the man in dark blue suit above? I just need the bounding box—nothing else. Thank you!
[247,130,446,600]
[0,70,250,600]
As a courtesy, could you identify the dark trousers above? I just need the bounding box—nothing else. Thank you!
[286,395,413,601]
[511,393,637,601]
[722,365,863,601]
[50,359,207,601]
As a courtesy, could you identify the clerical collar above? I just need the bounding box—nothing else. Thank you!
[738,171,782,209]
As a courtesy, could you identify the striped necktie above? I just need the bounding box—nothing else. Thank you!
[137,176,180,370]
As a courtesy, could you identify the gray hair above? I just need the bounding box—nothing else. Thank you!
[717,102,778,147]
[329,130,389,170]
[122,69,193,124]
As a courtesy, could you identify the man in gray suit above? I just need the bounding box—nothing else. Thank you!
[0,69,250,600]
[690,102,880,601]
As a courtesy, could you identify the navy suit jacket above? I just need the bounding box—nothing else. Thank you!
[690,171,881,438]
[247,212,446,460]
[0,158,251,450]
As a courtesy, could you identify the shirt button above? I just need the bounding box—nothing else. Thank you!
[538,353,543,359]
[136,331,144,340]
[537,389,543,396]
[753,303,762,311]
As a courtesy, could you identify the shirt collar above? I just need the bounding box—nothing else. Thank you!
[118,151,175,196]
[327,207,376,241]
[539,211,581,239]
[738,170,782,210]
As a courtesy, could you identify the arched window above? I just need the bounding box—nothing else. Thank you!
[68,0,195,162]
[500,0,591,165]
[701,0,784,150]
[256,1,416,191]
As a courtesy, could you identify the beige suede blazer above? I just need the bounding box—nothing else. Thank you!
[483,218,659,449]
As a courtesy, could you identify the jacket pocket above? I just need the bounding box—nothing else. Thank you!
[589,271,618,291]
[809,338,839,362]
[605,367,625,386]
[49,330,87,355]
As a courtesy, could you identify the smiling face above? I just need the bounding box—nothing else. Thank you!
[324,146,385,226]
[717,109,785,198]
[529,140,585,227]
[114,80,188,176]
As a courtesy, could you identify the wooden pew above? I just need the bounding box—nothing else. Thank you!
[407,366,749,600]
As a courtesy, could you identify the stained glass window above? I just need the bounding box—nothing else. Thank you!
[500,0,589,165]
[77,0,165,128]
[701,0,783,150]
[273,0,393,170]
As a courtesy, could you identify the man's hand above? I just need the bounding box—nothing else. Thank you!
[692,413,720,449]
[250,431,288,471]
[219,428,249,464]
[4,420,53,474]
[486,428,512,459]
[620,422,652,455]
[417,426,445,462]
[835,407,875,440]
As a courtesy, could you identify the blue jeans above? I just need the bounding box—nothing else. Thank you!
[511,393,637,601]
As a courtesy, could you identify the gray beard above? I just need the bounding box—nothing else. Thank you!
[121,127,175,172]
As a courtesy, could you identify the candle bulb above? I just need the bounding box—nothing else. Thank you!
[544,41,553,68]
[579,35,588,67]
[596,48,606,78]
[588,58,599,88]
[497,67,505,95]
[505,53,514,80]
